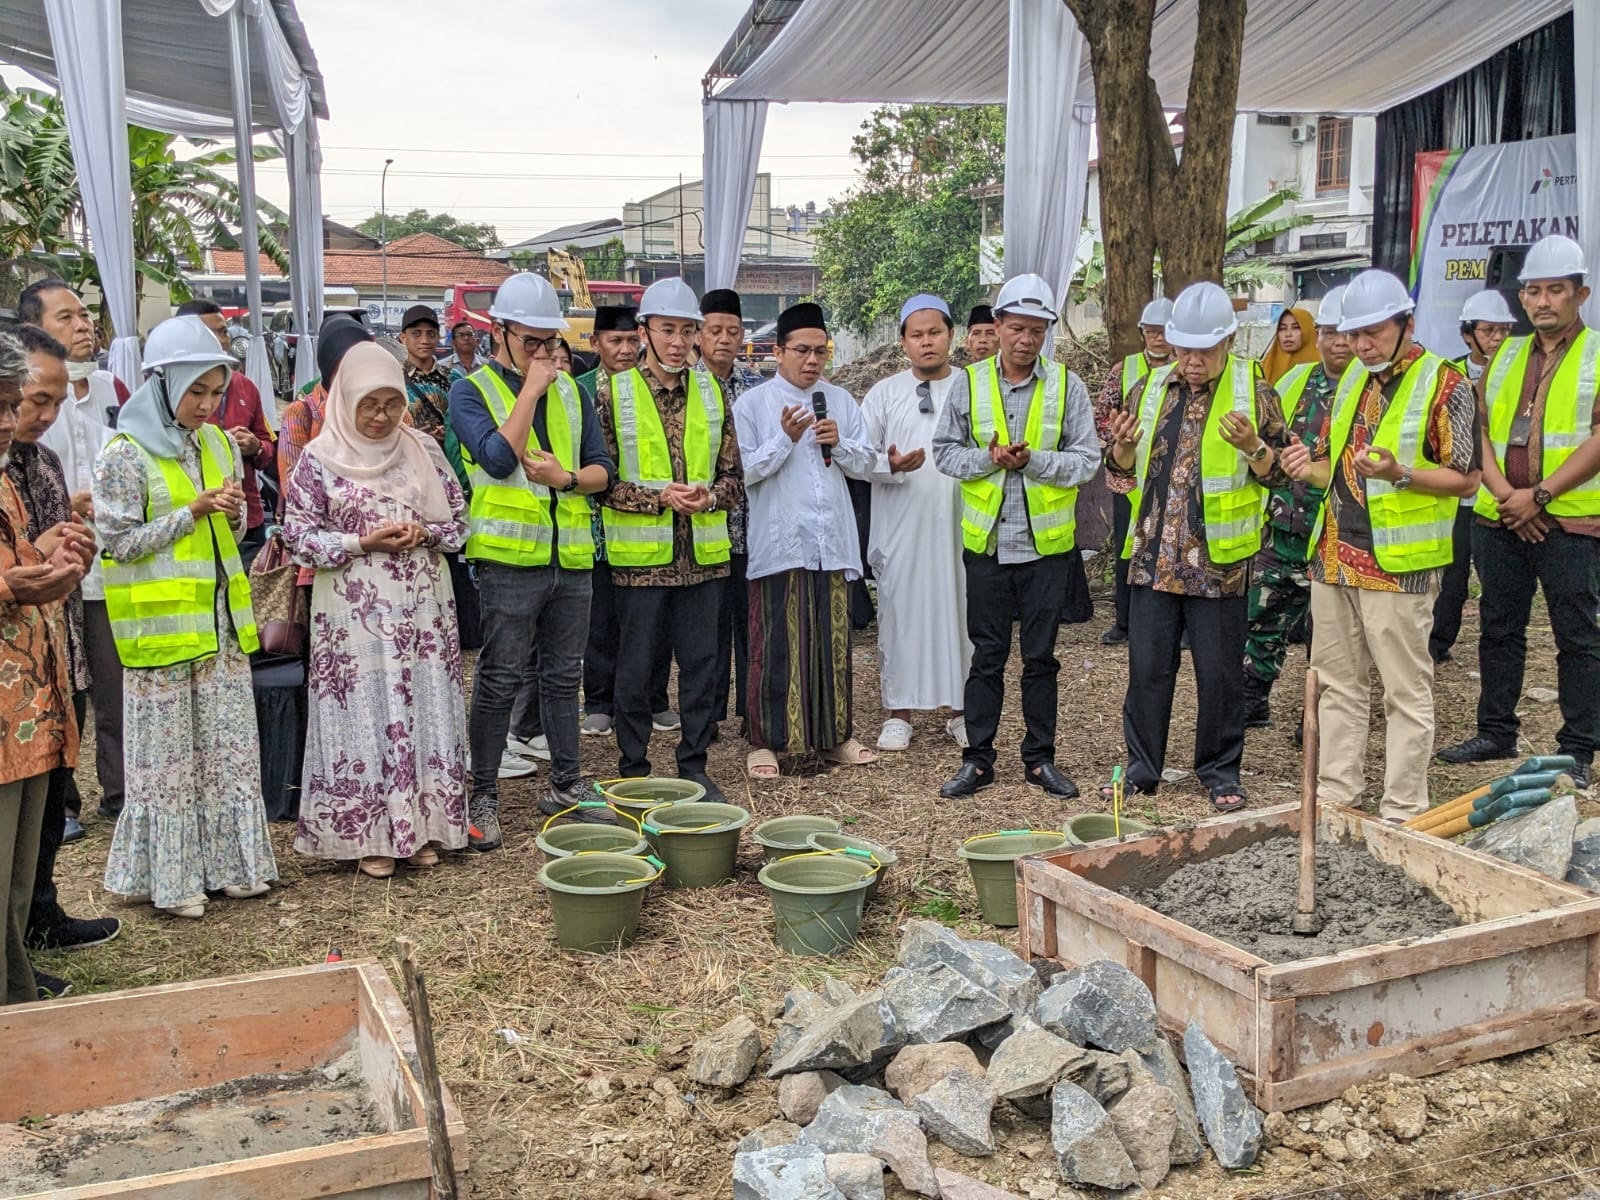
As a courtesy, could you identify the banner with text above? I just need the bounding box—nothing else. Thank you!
[1411,133,1578,353]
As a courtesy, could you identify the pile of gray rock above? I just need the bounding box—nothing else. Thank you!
[1465,795,1600,888]
[719,920,1265,1200]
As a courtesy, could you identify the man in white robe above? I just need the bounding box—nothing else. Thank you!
[862,295,971,751]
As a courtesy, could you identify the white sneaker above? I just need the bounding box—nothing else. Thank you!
[877,718,913,752]
[581,713,613,737]
[946,717,969,749]
[498,750,538,779]
[505,734,552,762]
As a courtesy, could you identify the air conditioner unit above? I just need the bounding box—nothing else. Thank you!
[1289,123,1317,144]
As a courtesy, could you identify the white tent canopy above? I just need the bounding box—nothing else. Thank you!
[0,0,329,403]
[704,0,1599,310]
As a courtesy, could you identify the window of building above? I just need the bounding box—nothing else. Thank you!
[1300,231,1349,251]
[1317,118,1352,193]
[1256,113,1292,126]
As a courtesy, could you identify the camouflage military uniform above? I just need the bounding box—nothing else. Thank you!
[1244,365,1335,686]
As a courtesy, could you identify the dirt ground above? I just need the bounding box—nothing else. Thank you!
[37,577,1600,1199]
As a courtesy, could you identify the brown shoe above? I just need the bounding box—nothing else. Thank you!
[358,856,396,878]
[406,846,440,868]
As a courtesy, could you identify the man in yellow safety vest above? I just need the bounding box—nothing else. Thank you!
[447,272,616,851]
[1281,268,1480,819]
[1437,234,1600,790]
[932,273,1101,799]
[595,278,742,802]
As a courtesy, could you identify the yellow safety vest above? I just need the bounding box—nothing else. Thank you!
[1314,353,1457,573]
[1475,329,1600,520]
[958,357,1078,556]
[602,366,730,568]
[103,424,259,668]
[461,365,595,569]
[1119,353,1151,400]
[1274,362,1317,426]
[1122,355,1266,565]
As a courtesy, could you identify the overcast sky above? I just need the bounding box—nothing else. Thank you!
[266,0,877,245]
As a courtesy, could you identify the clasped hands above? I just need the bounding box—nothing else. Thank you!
[6,514,92,605]
[360,522,429,553]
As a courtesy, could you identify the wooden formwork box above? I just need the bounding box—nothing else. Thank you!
[1017,802,1600,1113]
[0,960,467,1198]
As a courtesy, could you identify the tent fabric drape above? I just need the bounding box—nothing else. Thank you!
[1002,0,1090,307]
[701,98,768,292]
[226,3,275,414]
[41,0,142,385]
[284,120,325,393]
[1575,0,1599,311]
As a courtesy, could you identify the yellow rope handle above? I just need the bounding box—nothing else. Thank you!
[775,845,882,868]
[963,828,1060,845]
[640,801,724,836]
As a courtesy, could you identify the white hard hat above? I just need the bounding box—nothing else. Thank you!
[994,273,1058,322]
[142,314,235,371]
[1139,297,1174,327]
[1316,285,1347,329]
[1164,282,1238,349]
[1336,270,1414,332]
[1460,289,1517,325]
[638,277,703,323]
[489,272,569,331]
[1518,233,1587,282]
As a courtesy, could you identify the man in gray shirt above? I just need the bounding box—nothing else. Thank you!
[933,273,1101,798]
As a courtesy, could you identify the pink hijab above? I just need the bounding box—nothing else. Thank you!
[304,342,453,523]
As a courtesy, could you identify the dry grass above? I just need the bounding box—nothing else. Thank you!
[36,581,1600,1199]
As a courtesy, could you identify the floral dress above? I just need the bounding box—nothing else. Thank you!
[95,434,279,908]
[283,446,470,860]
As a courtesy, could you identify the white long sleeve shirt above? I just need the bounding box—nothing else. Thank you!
[38,371,116,600]
[736,373,875,582]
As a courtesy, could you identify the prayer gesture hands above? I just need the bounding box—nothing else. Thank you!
[360,522,427,553]
[229,425,261,457]
[780,404,815,443]
[662,482,712,514]
[1279,443,1315,481]
[521,448,570,488]
[1355,446,1402,482]
[35,518,95,571]
[3,560,82,605]
[886,444,925,473]
[1218,411,1261,454]
[189,482,244,521]
[988,432,1030,470]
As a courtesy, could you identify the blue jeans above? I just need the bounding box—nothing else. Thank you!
[469,561,592,800]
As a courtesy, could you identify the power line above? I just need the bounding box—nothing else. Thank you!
[324,144,853,161]
[320,167,859,182]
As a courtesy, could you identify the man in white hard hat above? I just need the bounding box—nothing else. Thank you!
[862,294,971,753]
[448,272,617,850]
[933,273,1100,799]
[1094,296,1174,646]
[1104,281,1290,813]
[594,279,742,802]
[1438,234,1600,789]
[1280,268,1479,821]
[1430,288,1517,665]
[1241,285,1351,729]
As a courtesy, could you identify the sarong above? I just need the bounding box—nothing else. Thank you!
[746,568,852,755]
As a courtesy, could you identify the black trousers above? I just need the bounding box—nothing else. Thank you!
[81,600,124,817]
[28,691,86,937]
[1124,585,1248,794]
[448,553,483,652]
[1473,522,1600,760]
[584,563,669,717]
[1111,492,1132,633]
[714,551,750,723]
[1429,505,1475,661]
[961,551,1067,772]
[848,477,876,629]
[614,580,722,778]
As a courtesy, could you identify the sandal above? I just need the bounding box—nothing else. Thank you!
[1209,784,1248,813]
[406,846,440,868]
[747,748,780,779]
[359,856,397,878]
[820,738,877,767]
[1098,780,1149,804]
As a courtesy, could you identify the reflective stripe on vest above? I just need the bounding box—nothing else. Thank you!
[603,366,730,567]
[1122,355,1265,565]
[103,424,259,668]
[1475,329,1600,520]
[958,358,1078,556]
[460,365,595,569]
[1120,353,1150,400]
[1315,353,1457,573]
[1275,362,1317,426]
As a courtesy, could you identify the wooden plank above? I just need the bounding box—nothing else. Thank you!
[1588,933,1600,1001]
[1256,998,1600,1113]
[1153,955,1254,1066]
[1126,940,1158,997]
[1258,998,1295,1086]
[1020,857,1264,994]
[34,1129,432,1199]
[356,965,469,1168]
[0,963,359,1124]
[1034,891,1058,964]
[1259,904,1600,999]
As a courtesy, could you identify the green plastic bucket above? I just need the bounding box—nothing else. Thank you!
[806,831,897,901]
[758,853,876,956]
[958,830,1069,927]
[537,852,661,951]
[753,814,841,863]
[1062,814,1157,846]
[601,777,706,832]
[643,801,750,888]
[536,823,650,860]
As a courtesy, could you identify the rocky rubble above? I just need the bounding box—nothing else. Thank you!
[727,920,1269,1198]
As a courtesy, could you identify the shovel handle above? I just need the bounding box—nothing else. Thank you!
[1297,669,1320,922]
[1405,784,1492,831]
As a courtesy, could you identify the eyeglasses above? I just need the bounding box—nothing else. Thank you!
[782,344,829,361]
[508,331,562,355]
[915,381,933,414]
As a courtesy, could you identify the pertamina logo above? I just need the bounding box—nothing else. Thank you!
[1529,167,1576,193]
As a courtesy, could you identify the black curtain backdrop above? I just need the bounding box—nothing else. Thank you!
[1371,14,1574,275]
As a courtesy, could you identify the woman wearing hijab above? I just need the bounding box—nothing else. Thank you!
[283,343,469,878]
[95,316,278,919]
[1259,307,1319,384]
[277,314,377,490]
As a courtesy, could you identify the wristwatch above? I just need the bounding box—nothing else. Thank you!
[707,494,719,512]
[1394,466,1414,491]
[1247,441,1270,462]
[1533,485,1553,507]
[561,471,578,493]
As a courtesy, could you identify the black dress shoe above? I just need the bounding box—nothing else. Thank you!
[1100,625,1129,646]
[1437,735,1517,765]
[1570,759,1592,790]
[1026,762,1080,798]
[939,762,994,798]
[683,772,726,804]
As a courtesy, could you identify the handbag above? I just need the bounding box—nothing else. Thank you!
[249,530,310,657]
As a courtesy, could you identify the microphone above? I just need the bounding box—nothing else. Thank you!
[811,390,831,467]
